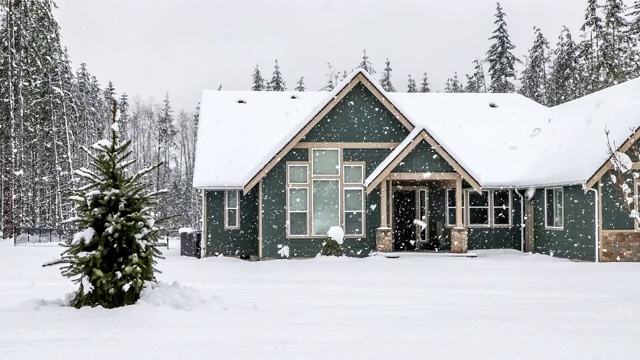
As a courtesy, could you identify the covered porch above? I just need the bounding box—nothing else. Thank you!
[374,172,469,254]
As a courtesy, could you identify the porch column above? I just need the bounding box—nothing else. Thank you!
[452,177,469,253]
[376,178,393,253]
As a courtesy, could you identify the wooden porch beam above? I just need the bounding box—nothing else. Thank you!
[380,179,388,227]
[456,177,463,228]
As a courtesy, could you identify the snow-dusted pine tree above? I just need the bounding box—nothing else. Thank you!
[519,27,550,105]
[445,72,463,93]
[631,0,640,39]
[600,0,635,86]
[380,58,396,92]
[251,64,265,91]
[295,76,305,91]
[465,60,487,93]
[357,49,375,75]
[549,27,581,105]
[407,75,418,93]
[420,72,431,93]
[268,59,286,91]
[486,2,519,93]
[322,63,336,91]
[578,0,605,94]
[45,102,164,309]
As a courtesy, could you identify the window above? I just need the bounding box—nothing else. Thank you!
[312,179,340,235]
[312,149,339,175]
[468,190,490,227]
[344,188,364,236]
[493,190,511,226]
[225,190,240,230]
[343,165,364,184]
[288,164,308,184]
[445,189,460,227]
[288,188,308,236]
[545,188,564,229]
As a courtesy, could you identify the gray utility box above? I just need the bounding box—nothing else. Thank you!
[180,230,202,258]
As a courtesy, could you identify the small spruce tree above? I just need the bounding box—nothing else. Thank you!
[407,75,418,93]
[321,238,343,256]
[358,49,376,75]
[420,72,431,93]
[45,102,164,309]
[295,76,306,91]
[251,64,266,91]
[380,58,396,92]
[268,59,287,91]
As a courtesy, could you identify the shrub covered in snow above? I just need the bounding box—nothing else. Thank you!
[321,227,344,257]
[45,105,165,309]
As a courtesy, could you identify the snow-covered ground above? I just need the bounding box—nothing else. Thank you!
[2,239,640,359]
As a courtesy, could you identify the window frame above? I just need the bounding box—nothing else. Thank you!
[311,178,341,236]
[466,190,491,228]
[286,161,311,238]
[492,190,512,228]
[311,148,341,177]
[224,190,240,230]
[445,188,462,228]
[544,187,564,230]
[287,163,309,185]
[343,187,365,237]
[343,163,365,185]
[287,187,309,237]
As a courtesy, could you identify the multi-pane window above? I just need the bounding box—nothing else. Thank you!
[468,191,490,226]
[288,188,308,235]
[445,189,460,227]
[344,188,364,236]
[225,190,240,230]
[545,188,564,229]
[493,190,511,226]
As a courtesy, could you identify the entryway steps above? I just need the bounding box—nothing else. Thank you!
[380,251,478,259]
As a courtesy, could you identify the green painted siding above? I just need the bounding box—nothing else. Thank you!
[467,191,523,250]
[393,140,455,173]
[532,185,596,261]
[205,188,259,258]
[601,170,634,230]
[302,83,411,143]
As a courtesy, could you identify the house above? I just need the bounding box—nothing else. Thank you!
[193,69,640,262]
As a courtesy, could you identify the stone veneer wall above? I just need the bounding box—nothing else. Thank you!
[601,231,640,262]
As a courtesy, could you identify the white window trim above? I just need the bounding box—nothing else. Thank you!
[311,148,341,177]
[544,187,564,230]
[466,190,491,228]
[287,187,309,237]
[224,190,240,230]
[287,164,309,185]
[492,190,512,228]
[343,187,365,237]
[445,189,460,228]
[343,164,365,185]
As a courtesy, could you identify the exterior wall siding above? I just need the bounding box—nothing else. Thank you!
[393,141,455,173]
[601,170,634,230]
[205,188,259,258]
[302,83,411,143]
[532,185,596,261]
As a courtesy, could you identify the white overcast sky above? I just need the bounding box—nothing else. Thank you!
[54,0,619,111]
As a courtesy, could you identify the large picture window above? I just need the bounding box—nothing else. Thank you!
[545,188,564,229]
[312,180,340,235]
[464,189,512,227]
[225,190,240,230]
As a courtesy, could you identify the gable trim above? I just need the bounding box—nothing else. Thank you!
[365,129,482,193]
[243,72,415,194]
[585,126,640,191]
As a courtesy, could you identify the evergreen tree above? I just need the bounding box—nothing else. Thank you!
[251,64,265,91]
[445,72,463,93]
[630,0,640,77]
[549,27,581,105]
[407,75,418,92]
[600,0,635,86]
[420,72,431,93]
[268,59,286,91]
[322,63,336,91]
[357,49,376,75]
[519,27,551,105]
[486,2,519,93]
[578,0,605,94]
[380,58,396,92]
[295,76,305,91]
[45,103,164,309]
[464,60,487,93]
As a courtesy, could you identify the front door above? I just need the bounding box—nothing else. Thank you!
[393,190,416,250]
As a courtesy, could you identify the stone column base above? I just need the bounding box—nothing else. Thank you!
[451,227,469,253]
[376,227,393,253]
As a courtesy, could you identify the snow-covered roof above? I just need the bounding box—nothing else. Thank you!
[193,68,640,189]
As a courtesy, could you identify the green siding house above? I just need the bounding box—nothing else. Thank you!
[193,69,640,262]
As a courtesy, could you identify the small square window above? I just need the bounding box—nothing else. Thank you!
[288,165,308,184]
[344,165,364,184]
[312,149,339,175]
